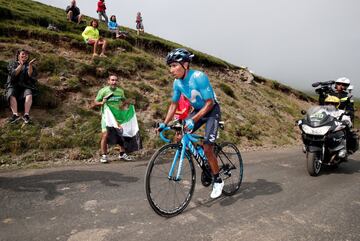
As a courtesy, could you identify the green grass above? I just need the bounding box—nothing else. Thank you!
[0,0,330,167]
[219,83,237,99]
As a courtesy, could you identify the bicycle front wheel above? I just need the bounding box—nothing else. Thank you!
[145,143,196,217]
[216,142,244,196]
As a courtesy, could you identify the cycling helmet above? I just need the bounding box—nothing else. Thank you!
[166,48,194,65]
[324,95,340,108]
[335,77,350,87]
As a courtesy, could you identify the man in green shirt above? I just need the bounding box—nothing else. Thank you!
[93,75,132,163]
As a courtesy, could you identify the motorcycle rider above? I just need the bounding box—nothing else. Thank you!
[324,96,352,128]
[324,95,352,158]
[332,77,354,122]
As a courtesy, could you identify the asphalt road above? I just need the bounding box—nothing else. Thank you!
[0,147,359,241]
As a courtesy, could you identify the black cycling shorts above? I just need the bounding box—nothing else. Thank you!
[190,103,221,144]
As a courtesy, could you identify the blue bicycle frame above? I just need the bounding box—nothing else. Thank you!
[160,127,206,181]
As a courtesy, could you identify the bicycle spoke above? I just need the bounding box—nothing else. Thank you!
[216,142,243,196]
[145,143,196,217]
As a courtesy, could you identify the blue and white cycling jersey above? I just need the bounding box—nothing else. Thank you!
[172,69,216,110]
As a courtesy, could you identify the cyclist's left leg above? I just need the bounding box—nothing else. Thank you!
[202,104,223,198]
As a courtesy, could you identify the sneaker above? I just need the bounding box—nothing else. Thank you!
[119,153,133,161]
[100,155,108,163]
[210,180,224,199]
[8,114,20,123]
[23,114,30,124]
[99,53,107,57]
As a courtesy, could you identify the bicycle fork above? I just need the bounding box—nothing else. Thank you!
[168,145,187,181]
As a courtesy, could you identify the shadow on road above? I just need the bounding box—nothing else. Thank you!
[188,178,282,212]
[0,170,139,200]
[320,158,360,175]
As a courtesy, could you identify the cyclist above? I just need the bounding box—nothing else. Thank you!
[333,77,354,122]
[157,48,224,199]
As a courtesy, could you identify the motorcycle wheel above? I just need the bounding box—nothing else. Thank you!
[306,152,321,176]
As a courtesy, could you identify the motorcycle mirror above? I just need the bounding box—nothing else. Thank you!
[312,82,320,87]
[301,110,306,115]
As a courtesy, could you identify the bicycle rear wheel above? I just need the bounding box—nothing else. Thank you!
[216,142,243,196]
[145,143,196,217]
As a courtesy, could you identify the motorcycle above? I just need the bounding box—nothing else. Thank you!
[297,105,352,176]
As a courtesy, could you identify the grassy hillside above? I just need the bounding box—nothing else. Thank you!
[0,0,346,168]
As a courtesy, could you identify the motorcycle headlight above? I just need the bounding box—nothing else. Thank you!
[301,124,331,135]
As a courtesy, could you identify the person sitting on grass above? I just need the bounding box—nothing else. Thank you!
[65,0,83,24]
[6,49,37,124]
[108,15,122,39]
[82,19,107,58]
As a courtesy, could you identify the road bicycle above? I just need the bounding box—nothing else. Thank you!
[145,121,244,217]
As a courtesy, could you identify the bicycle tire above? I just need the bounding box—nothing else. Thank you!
[216,142,243,196]
[145,143,196,217]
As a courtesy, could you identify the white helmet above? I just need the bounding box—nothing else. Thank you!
[348,85,354,91]
[335,77,350,87]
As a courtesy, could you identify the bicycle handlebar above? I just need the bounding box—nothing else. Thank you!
[159,126,171,143]
[158,125,203,144]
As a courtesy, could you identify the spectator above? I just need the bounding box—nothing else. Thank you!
[173,94,192,142]
[6,49,37,124]
[92,75,134,163]
[65,0,83,24]
[174,94,191,121]
[333,77,354,122]
[82,19,107,58]
[108,15,121,39]
[97,0,108,24]
[135,12,144,35]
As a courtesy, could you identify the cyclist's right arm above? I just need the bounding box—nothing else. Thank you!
[165,82,183,124]
[158,83,180,131]
[164,102,178,124]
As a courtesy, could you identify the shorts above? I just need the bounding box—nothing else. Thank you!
[189,103,221,144]
[136,23,144,30]
[6,87,32,102]
[71,14,79,22]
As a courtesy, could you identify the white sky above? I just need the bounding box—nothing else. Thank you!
[36,0,360,97]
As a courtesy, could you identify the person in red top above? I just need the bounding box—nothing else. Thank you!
[174,94,191,121]
[97,0,108,24]
[173,94,192,142]
[135,12,144,35]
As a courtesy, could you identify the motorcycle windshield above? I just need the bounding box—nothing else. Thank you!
[306,105,335,127]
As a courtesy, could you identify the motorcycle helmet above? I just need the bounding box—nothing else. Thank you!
[324,95,340,108]
[348,85,354,91]
[166,48,194,65]
[335,77,350,89]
